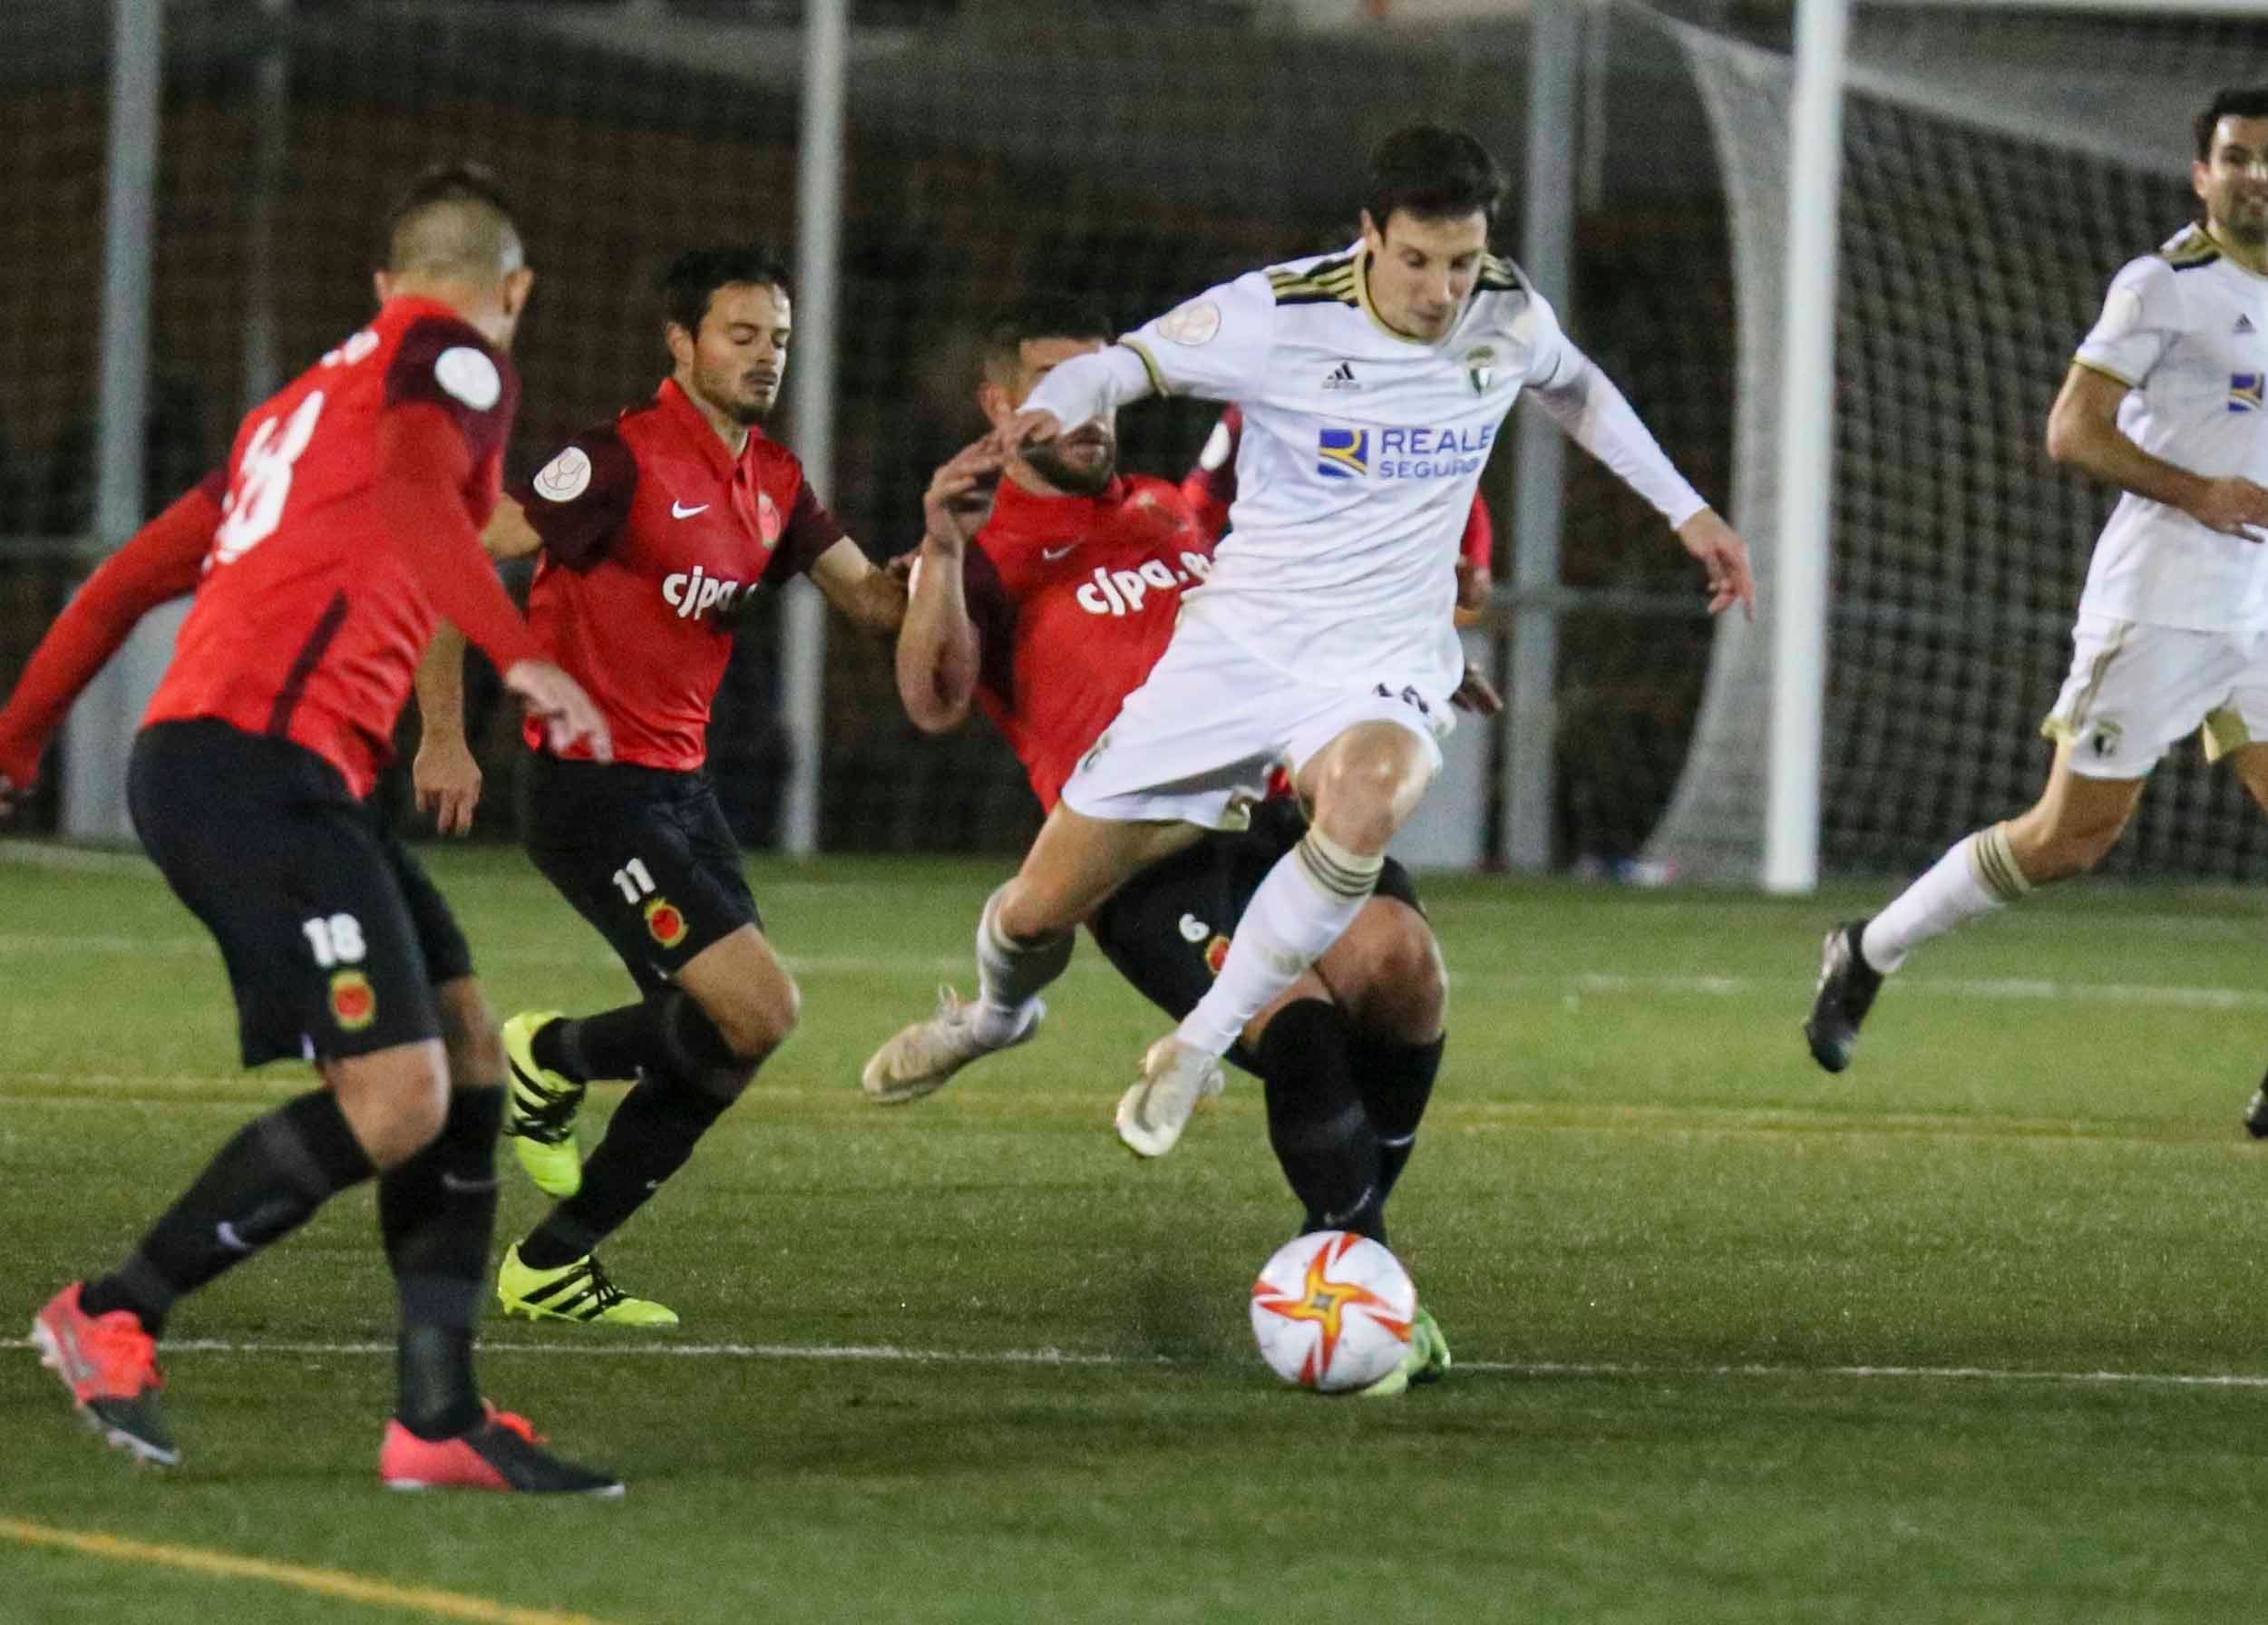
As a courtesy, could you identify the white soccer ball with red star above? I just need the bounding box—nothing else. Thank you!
[1248,1231,1416,1392]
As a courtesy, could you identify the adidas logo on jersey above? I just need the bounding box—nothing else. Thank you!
[1322,361,1360,391]
[2238,314,2258,336]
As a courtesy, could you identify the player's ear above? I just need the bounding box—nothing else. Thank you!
[1359,209,1384,252]
[977,377,1012,430]
[373,268,394,307]
[502,266,535,321]
[665,321,696,372]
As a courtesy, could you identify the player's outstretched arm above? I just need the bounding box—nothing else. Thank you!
[1528,343,1754,618]
[0,476,221,811]
[809,540,910,639]
[2048,363,2268,540]
[895,437,1002,733]
[411,623,482,836]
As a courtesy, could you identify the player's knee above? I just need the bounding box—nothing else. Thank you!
[1310,758,1421,855]
[686,978,795,1066]
[348,1062,452,1169]
[1341,910,1446,1043]
[993,880,1076,949]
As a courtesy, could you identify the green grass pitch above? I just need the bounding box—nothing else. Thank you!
[5,841,2268,1623]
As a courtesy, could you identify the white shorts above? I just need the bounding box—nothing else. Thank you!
[2041,612,2268,779]
[1060,609,1453,828]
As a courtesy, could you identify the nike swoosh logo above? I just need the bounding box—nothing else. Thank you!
[672,501,709,519]
[1040,545,1077,561]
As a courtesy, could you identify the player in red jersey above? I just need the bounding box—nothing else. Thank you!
[0,166,621,1494]
[413,245,906,1328]
[1181,402,1496,624]
[866,294,1494,1394]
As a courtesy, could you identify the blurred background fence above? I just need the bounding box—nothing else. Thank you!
[4,0,2263,883]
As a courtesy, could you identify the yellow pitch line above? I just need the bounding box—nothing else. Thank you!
[0,1516,623,1625]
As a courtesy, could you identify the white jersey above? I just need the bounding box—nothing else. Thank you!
[1112,242,1572,698]
[2074,224,2268,631]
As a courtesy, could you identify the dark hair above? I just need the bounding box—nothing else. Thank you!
[380,161,519,273]
[1363,123,1506,232]
[980,290,1115,379]
[660,245,793,338]
[2195,88,2268,161]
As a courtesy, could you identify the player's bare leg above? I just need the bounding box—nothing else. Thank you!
[1807,745,2145,1072]
[863,807,1200,1103]
[503,927,785,1327]
[1121,722,1433,1158]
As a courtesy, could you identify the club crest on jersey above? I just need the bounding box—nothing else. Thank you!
[644,897,688,949]
[756,490,784,548]
[1318,428,1370,480]
[329,970,376,1032]
[1203,935,1232,977]
[663,565,748,621]
[2231,373,2263,414]
[1465,345,1497,394]
[2088,718,2124,761]
[532,446,592,502]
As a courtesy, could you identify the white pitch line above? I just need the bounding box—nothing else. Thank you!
[9,1336,2265,1390]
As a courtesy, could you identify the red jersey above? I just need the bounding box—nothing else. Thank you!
[517,379,844,771]
[143,297,521,796]
[960,474,1214,811]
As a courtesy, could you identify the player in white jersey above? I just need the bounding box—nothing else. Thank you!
[862,124,1751,1156]
[1806,87,2268,1090]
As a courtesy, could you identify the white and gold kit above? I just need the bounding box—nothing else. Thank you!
[2050,223,2268,776]
[1025,240,1706,828]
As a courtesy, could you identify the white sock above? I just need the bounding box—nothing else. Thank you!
[1861,822,2031,973]
[1175,831,1382,1057]
[972,886,1071,1046]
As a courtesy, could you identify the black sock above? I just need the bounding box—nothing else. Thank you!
[536,988,746,1085]
[1252,999,1386,1245]
[519,1067,733,1269]
[80,1089,375,1338]
[379,1086,503,1441]
[535,1001,656,1085]
[1348,1032,1443,1202]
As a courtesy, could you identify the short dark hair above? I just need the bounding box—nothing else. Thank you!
[980,290,1115,382]
[2195,88,2268,161]
[660,245,793,338]
[380,161,520,275]
[1363,124,1506,233]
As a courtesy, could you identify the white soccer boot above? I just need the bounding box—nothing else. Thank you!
[1115,1035,1226,1158]
[861,987,1042,1105]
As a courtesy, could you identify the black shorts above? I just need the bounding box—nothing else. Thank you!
[1086,798,1423,1071]
[128,718,473,1068]
[521,754,760,995]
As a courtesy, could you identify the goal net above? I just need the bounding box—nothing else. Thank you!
[1643,1,2268,883]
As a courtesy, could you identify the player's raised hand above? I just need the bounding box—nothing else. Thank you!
[923,436,1005,550]
[1450,662,1502,715]
[1676,508,1757,620]
[2188,476,2268,542]
[503,659,613,763]
[1006,407,1064,455]
[413,733,483,837]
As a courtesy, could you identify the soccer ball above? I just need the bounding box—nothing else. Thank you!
[1248,1230,1416,1393]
